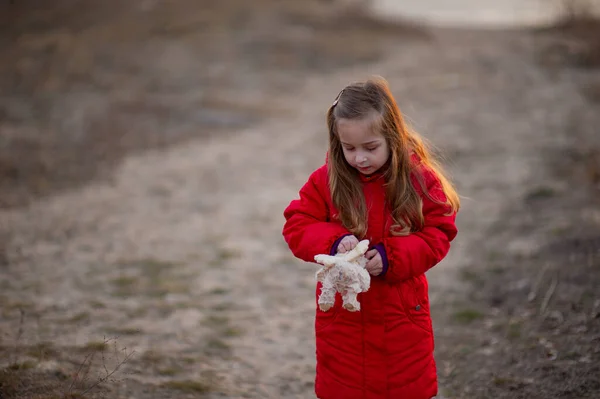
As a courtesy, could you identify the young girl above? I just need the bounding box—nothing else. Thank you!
[282,77,460,399]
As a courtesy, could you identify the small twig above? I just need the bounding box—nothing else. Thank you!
[10,308,25,365]
[528,263,550,302]
[80,351,97,388]
[68,352,94,394]
[102,339,109,377]
[539,274,558,316]
[80,348,135,395]
[66,335,135,395]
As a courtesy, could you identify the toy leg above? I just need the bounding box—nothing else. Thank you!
[342,289,360,312]
[318,278,336,312]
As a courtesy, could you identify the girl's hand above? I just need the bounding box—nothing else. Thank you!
[337,235,359,254]
[365,249,383,276]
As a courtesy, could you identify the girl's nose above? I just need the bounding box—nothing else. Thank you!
[356,154,367,164]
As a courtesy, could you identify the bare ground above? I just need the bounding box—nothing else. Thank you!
[1,1,599,398]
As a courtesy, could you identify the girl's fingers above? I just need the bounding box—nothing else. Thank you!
[366,261,382,275]
[365,253,382,275]
[340,240,351,253]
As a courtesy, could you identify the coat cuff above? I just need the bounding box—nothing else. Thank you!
[330,234,352,255]
[373,243,389,276]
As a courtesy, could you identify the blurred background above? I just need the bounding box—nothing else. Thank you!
[0,1,599,398]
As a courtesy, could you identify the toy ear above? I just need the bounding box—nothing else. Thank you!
[355,240,370,254]
[343,240,370,262]
[314,254,336,267]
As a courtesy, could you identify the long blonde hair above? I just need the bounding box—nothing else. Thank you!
[327,77,460,237]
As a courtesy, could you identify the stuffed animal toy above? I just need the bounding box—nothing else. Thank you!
[314,240,371,312]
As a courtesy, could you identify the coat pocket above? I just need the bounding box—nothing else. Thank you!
[315,288,342,333]
[397,276,432,334]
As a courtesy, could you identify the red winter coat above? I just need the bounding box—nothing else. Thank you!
[282,160,458,399]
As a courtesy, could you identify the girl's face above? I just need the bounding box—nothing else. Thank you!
[337,116,389,176]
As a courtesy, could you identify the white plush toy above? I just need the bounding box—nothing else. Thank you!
[314,240,371,312]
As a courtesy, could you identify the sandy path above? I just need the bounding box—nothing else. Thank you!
[0,24,589,398]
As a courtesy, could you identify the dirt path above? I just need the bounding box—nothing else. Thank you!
[1,2,598,398]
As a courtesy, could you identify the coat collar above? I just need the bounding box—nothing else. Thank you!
[358,170,384,183]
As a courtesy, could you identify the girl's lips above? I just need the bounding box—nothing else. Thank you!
[358,166,371,172]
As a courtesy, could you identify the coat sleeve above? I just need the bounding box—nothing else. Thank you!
[283,168,352,263]
[381,168,458,284]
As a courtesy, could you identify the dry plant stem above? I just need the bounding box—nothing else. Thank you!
[67,352,95,394]
[528,263,550,302]
[10,308,25,365]
[539,273,559,316]
[82,351,97,388]
[66,336,136,396]
[102,343,109,377]
[81,340,135,395]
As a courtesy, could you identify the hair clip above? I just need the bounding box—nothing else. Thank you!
[332,89,344,107]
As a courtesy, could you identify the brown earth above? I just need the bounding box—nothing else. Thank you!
[1,1,599,398]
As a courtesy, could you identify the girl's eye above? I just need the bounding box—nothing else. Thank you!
[366,147,378,151]
[344,147,355,151]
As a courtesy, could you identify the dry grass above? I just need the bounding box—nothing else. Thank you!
[0,0,426,210]
[554,18,600,67]
[539,0,600,68]
[0,329,134,399]
[0,368,82,399]
[161,380,213,393]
